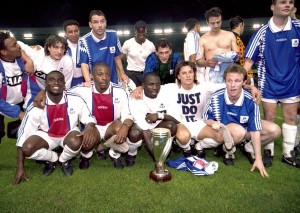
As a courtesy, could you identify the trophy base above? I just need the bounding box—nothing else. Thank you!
[149,169,172,183]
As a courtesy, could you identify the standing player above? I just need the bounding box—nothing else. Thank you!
[14,71,99,184]
[121,20,155,87]
[78,10,128,87]
[63,19,84,87]
[184,18,206,83]
[197,7,239,84]
[244,0,300,168]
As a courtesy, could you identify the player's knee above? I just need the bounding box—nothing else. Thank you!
[21,143,36,157]
[128,128,142,142]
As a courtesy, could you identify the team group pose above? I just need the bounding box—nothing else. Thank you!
[0,0,298,185]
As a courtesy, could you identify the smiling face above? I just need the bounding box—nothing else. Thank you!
[143,74,161,99]
[65,24,80,44]
[271,0,294,17]
[45,71,65,97]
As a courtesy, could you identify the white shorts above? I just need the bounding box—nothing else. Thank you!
[96,122,113,139]
[33,127,80,151]
[181,120,207,139]
[262,96,300,104]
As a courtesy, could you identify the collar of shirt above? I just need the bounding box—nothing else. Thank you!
[91,30,107,42]
[224,88,244,106]
[269,16,292,33]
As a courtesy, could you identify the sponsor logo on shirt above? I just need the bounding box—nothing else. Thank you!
[69,108,75,114]
[98,105,108,109]
[35,70,47,80]
[99,47,108,51]
[110,47,116,53]
[240,116,249,124]
[227,112,237,116]
[6,75,22,86]
[53,118,64,122]
[159,103,165,108]
[292,39,299,47]
[276,38,287,42]
[114,98,120,104]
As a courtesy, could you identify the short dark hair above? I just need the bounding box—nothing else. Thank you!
[144,72,160,83]
[46,70,64,82]
[0,31,10,51]
[89,10,106,22]
[63,19,80,31]
[44,35,68,56]
[223,64,247,81]
[205,7,222,21]
[185,18,200,32]
[229,16,244,30]
[92,61,110,74]
[155,38,172,51]
[175,61,198,86]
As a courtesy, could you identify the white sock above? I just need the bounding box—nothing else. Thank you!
[199,138,220,149]
[27,148,58,162]
[177,139,191,150]
[59,145,80,163]
[282,123,297,158]
[127,139,142,156]
[81,150,93,159]
[264,142,274,156]
[109,148,121,159]
[245,141,254,154]
[223,145,236,159]
[295,114,300,147]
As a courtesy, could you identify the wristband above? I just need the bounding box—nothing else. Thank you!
[157,112,164,120]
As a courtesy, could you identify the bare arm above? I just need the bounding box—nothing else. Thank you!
[250,131,269,177]
[21,50,34,76]
[81,63,91,87]
[13,147,29,185]
[114,55,128,83]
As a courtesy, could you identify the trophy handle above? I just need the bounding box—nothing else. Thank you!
[158,137,172,165]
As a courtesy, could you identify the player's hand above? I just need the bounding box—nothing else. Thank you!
[78,123,99,148]
[13,168,29,185]
[251,159,269,178]
[145,113,158,123]
[131,86,143,100]
[83,81,91,88]
[207,59,218,67]
[33,90,46,109]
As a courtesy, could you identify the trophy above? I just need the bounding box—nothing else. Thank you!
[149,128,172,183]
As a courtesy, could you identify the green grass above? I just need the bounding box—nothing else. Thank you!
[0,107,300,213]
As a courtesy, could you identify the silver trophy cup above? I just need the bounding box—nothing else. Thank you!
[149,128,172,182]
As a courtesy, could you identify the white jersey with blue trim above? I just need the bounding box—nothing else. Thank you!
[18,41,74,90]
[17,91,96,147]
[160,82,225,123]
[70,82,132,122]
[244,17,300,99]
[203,88,262,132]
